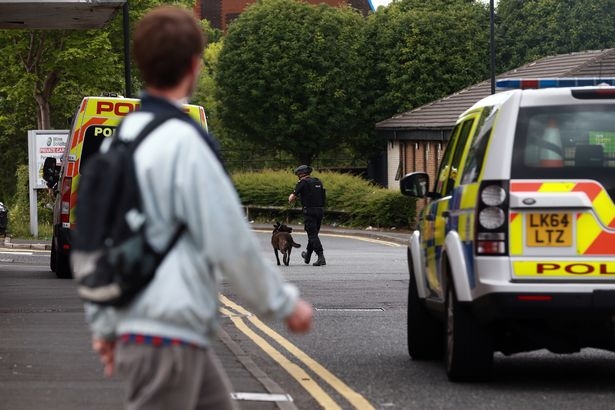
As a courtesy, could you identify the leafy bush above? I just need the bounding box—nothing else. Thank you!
[5,167,416,238]
[5,165,52,238]
[232,170,295,207]
[232,169,416,229]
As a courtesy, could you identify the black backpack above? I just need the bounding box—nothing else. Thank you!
[71,111,186,307]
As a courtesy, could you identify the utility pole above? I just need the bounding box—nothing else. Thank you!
[490,0,496,94]
[123,1,132,98]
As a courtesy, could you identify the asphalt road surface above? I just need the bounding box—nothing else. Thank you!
[2,231,615,410]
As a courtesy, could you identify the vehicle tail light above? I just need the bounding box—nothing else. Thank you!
[60,177,72,226]
[475,180,509,256]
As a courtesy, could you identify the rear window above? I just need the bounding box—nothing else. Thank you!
[511,104,615,195]
[80,125,116,171]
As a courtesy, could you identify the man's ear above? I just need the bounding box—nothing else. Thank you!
[190,55,202,75]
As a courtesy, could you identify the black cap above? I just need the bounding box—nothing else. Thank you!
[294,165,313,176]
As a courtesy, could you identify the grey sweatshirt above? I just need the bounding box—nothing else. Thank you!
[85,108,298,346]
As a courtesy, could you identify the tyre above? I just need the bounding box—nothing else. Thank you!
[445,281,493,382]
[407,268,444,360]
[52,235,72,279]
[50,239,57,272]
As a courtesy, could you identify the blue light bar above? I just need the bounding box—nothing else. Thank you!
[496,78,615,90]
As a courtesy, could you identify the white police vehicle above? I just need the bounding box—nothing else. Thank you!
[400,78,615,381]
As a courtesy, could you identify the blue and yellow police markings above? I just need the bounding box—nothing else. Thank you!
[451,184,479,287]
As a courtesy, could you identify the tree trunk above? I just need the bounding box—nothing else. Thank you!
[34,93,50,130]
[298,152,316,166]
[34,70,59,130]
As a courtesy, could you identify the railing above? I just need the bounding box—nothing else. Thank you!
[242,205,349,223]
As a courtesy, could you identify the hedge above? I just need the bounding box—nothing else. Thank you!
[231,169,416,229]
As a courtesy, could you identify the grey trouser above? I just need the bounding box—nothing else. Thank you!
[116,343,237,410]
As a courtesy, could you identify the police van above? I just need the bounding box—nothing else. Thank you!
[43,95,208,279]
[400,78,615,381]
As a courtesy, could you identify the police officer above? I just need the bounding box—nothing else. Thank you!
[288,165,326,266]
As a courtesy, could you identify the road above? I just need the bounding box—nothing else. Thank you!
[2,230,615,410]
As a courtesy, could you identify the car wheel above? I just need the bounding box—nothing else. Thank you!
[407,269,443,359]
[445,281,493,382]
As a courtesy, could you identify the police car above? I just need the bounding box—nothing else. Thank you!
[400,78,615,381]
[43,95,208,279]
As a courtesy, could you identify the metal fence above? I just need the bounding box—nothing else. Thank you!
[220,149,367,174]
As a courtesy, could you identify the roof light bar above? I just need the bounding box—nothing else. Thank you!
[496,78,615,91]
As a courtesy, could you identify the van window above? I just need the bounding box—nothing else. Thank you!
[444,119,474,196]
[435,119,475,196]
[80,125,116,171]
[461,107,497,185]
[511,105,615,197]
[435,125,460,194]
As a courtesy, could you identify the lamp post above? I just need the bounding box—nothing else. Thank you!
[490,0,495,94]
[123,1,132,98]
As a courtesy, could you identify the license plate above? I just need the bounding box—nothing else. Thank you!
[526,213,572,247]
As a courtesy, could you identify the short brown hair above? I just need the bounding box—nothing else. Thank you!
[133,6,205,89]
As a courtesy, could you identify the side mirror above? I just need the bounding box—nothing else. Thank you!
[400,172,430,198]
[42,157,60,189]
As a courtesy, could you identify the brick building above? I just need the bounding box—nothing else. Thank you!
[194,0,371,31]
[376,49,615,190]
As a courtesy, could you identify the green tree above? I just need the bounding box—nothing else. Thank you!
[195,33,305,171]
[194,35,224,138]
[0,85,36,200]
[362,0,491,123]
[216,0,366,165]
[0,29,122,130]
[0,27,125,200]
[496,0,615,72]
[0,0,195,199]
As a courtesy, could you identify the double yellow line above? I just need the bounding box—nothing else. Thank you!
[219,295,374,410]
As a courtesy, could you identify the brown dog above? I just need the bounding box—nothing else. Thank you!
[271,222,301,266]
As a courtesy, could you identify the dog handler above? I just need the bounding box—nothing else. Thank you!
[288,165,326,266]
[86,7,313,410]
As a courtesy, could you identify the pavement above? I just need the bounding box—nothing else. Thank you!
[1,223,410,250]
[0,223,410,409]
[2,235,52,250]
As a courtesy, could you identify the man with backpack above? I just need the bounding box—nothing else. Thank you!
[84,6,312,410]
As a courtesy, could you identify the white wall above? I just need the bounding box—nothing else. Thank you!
[386,141,401,190]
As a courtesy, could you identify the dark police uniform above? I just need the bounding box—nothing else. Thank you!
[293,175,326,263]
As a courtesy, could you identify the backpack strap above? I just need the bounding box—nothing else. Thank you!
[124,110,185,153]
[160,221,187,257]
[120,110,189,256]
